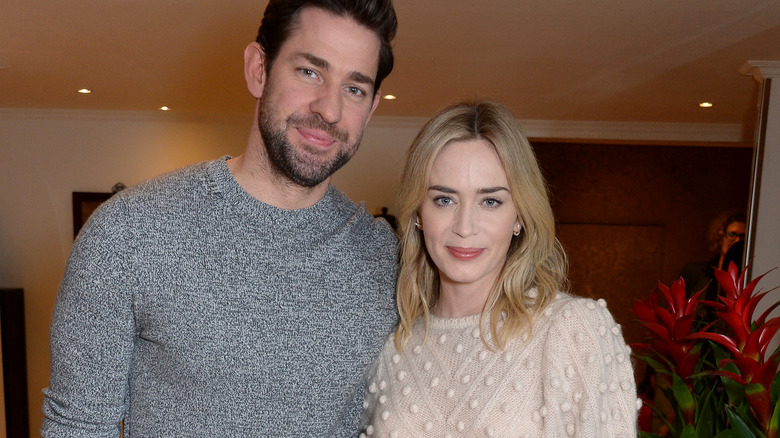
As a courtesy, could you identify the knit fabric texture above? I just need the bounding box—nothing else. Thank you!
[361,292,638,437]
[42,157,399,437]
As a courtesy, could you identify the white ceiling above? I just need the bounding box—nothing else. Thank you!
[2,0,780,144]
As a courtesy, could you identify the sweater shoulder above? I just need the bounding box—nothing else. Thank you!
[327,187,399,253]
[72,160,221,246]
[114,160,215,206]
[530,292,625,351]
[544,292,617,322]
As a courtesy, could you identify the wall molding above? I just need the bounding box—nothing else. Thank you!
[1,109,748,145]
[517,119,747,145]
[0,108,251,124]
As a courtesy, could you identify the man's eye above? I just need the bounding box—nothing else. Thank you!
[346,86,366,97]
[300,68,317,78]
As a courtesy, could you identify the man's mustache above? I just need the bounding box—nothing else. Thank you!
[286,114,349,144]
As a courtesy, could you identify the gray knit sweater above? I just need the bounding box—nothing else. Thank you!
[42,157,399,437]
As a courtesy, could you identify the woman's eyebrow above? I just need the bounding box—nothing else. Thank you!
[428,185,456,193]
[478,186,510,194]
[428,185,509,194]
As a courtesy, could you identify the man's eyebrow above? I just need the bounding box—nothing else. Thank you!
[296,52,375,89]
[299,52,330,71]
[349,71,375,88]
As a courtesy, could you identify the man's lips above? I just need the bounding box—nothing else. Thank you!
[297,127,336,148]
[447,246,484,260]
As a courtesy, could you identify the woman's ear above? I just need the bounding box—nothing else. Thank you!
[244,42,267,99]
[414,216,423,231]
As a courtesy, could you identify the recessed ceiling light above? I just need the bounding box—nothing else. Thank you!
[159,106,170,111]
[77,88,92,94]
[699,102,713,108]
[383,94,396,100]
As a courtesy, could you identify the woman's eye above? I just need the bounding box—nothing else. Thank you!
[483,198,502,208]
[433,196,453,207]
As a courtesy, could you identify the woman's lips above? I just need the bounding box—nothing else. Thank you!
[447,246,484,260]
[297,127,336,148]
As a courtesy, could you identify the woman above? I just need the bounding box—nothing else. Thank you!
[707,211,746,271]
[681,210,746,328]
[681,211,746,298]
[361,101,638,437]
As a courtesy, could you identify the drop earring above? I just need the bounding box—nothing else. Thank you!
[415,218,423,231]
[513,224,521,236]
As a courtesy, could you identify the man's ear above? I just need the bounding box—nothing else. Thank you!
[244,42,267,99]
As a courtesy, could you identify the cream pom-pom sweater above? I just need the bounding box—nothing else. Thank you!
[361,292,639,437]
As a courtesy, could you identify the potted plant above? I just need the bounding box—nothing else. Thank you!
[632,262,780,437]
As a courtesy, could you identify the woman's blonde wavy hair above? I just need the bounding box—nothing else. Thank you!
[394,100,569,352]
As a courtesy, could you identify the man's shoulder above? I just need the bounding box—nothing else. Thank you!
[326,187,398,247]
[108,159,223,209]
[82,159,221,233]
[127,159,216,198]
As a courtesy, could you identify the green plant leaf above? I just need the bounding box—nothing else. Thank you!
[634,354,671,375]
[644,397,675,434]
[673,373,696,417]
[726,405,761,438]
[771,369,780,407]
[710,342,747,405]
[711,341,735,364]
[714,430,748,438]
[769,397,780,438]
[680,423,697,438]
[721,376,747,405]
[747,382,769,396]
[696,383,722,438]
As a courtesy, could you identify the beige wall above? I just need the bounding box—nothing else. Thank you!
[330,117,423,215]
[0,108,421,434]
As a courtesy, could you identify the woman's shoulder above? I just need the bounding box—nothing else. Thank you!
[542,291,617,320]
[533,292,625,344]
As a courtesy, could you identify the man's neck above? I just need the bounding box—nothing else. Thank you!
[226,151,329,211]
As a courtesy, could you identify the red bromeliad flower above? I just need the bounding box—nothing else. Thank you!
[633,262,780,436]
[632,278,710,382]
[691,262,780,436]
[631,278,714,426]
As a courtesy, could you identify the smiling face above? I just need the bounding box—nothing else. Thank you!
[418,139,520,316]
[257,7,382,187]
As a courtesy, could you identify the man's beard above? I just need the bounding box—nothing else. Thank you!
[258,99,362,188]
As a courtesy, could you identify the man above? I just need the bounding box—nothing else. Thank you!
[41,1,398,436]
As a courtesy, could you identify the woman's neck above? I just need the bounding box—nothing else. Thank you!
[435,281,491,318]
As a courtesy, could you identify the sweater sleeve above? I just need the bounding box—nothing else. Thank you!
[331,377,368,438]
[41,197,136,437]
[542,297,638,437]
